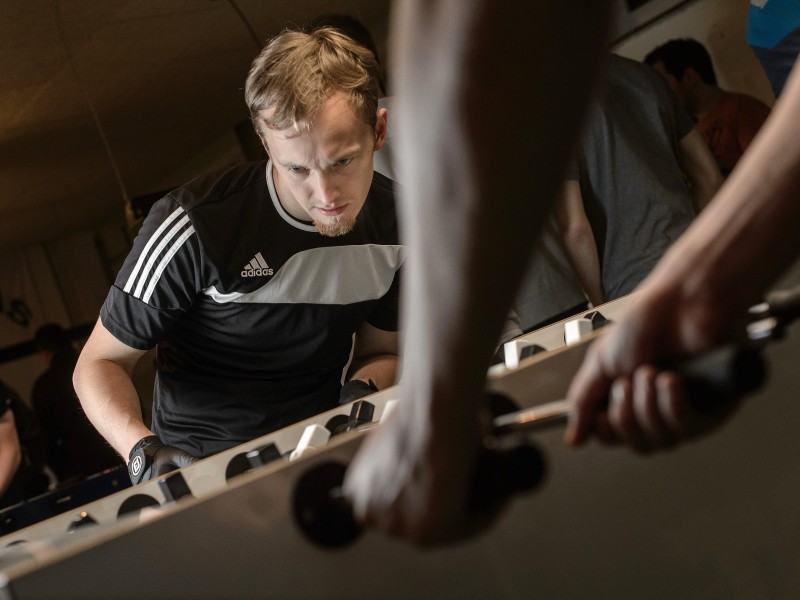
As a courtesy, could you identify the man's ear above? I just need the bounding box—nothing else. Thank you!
[258,135,271,159]
[681,67,700,88]
[253,121,271,159]
[373,107,388,152]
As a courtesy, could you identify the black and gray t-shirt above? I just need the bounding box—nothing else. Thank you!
[102,160,404,457]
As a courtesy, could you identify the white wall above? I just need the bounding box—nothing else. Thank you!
[0,234,107,405]
[0,127,249,408]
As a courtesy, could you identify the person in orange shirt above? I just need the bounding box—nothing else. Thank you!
[645,38,770,176]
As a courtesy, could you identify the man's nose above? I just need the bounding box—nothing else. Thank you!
[312,172,338,205]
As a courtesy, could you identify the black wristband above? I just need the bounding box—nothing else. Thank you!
[128,435,163,485]
[339,378,379,405]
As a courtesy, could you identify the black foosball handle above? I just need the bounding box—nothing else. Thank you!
[658,343,766,414]
[494,342,767,436]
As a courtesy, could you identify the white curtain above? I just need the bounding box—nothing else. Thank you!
[0,232,112,402]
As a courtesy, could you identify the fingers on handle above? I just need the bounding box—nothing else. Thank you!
[565,346,614,446]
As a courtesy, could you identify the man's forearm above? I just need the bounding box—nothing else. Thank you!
[348,354,398,391]
[393,2,612,412]
[342,1,615,544]
[74,359,152,460]
[565,238,604,307]
[0,414,21,497]
[73,323,153,460]
[0,449,20,497]
[679,129,723,213]
[557,182,604,306]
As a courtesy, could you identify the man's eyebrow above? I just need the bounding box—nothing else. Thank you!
[333,144,361,159]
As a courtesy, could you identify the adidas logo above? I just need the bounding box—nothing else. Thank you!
[241,252,274,277]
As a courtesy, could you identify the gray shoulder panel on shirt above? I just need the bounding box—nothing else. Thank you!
[202,244,406,305]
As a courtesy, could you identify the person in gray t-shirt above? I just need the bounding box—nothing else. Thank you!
[563,53,722,302]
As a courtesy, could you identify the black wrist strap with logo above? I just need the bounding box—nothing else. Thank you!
[128,435,163,485]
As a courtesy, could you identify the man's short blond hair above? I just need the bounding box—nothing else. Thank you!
[245,27,381,136]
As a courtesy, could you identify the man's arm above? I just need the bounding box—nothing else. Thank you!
[347,322,399,391]
[0,409,21,497]
[343,0,612,545]
[735,97,771,155]
[73,319,153,459]
[566,59,800,451]
[677,128,723,213]
[554,181,604,306]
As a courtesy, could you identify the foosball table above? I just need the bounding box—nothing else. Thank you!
[0,292,798,599]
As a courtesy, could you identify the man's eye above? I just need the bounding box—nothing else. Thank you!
[289,166,306,174]
[336,158,353,166]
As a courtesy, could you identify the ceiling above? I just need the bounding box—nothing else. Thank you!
[0,0,392,256]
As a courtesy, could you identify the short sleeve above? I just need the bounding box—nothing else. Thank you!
[365,266,401,332]
[100,195,203,350]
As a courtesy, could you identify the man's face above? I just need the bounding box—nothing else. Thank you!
[650,61,693,112]
[261,91,387,236]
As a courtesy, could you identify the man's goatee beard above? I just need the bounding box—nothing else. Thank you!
[315,215,355,237]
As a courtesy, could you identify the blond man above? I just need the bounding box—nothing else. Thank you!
[75,28,402,484]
